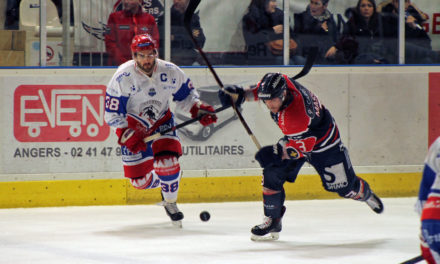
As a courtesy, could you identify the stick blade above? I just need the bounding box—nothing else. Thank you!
[292,46,318,80]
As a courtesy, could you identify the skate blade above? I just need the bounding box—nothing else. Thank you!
[251,232,279,241]
[171,220,182,228]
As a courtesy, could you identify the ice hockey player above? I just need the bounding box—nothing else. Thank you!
[105,34,217,227]
[416,136,440,263]
[218,72,384,241]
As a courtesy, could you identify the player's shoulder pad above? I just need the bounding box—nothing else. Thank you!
[112,60,135,81]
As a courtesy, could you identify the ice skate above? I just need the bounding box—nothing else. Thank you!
[365,193,384,214]
[251,206,285,241]
[163,201,184,228]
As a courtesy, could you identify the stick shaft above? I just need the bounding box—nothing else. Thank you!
[184,0,261,149]
[143,105,231,143]
[400,255,424,264]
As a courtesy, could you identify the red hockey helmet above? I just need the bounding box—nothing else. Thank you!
[131,34,156,53]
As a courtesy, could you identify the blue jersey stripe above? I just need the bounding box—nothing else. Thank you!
[173,79,192,102]
[105,93,129,115]
[419,166,436,201]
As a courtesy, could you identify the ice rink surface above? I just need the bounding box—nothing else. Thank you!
[0,198,423,264]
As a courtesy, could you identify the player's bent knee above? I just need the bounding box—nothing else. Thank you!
[154,153,182,202]
[129,171,161,190]
[123,159,154,179]
[262,165,287,191]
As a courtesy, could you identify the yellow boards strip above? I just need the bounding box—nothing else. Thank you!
[0,172,422,208]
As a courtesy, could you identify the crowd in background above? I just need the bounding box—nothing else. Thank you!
[2,0,440,66]
[243,0,439,65]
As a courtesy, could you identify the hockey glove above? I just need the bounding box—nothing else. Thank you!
[116,116,150,153]
[116,127,147,153]
[255,144,283,168]
[218,85,245,108]
[190,102,218,126]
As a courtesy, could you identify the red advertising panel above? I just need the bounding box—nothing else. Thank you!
[14,85,110,142]
[429,73,440,146]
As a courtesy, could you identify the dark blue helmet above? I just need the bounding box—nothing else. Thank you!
[257,73,287,101]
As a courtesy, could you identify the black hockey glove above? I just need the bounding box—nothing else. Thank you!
[254,144,283,168]
[218,85,245,108]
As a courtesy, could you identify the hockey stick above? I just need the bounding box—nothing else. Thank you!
[184,0,262,150]
[143,105,231,143]
[400,255,424,264]
[291,46,318,80]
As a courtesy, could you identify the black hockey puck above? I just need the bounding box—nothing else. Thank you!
[200,211,210,222]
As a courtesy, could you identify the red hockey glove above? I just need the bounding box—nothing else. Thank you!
[116,116,150,153]
[190,102,218,126]
[116,127,147,153]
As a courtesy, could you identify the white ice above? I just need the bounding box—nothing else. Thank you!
[0,198,423,264]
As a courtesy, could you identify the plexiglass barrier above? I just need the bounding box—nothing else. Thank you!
[0,0,439,67]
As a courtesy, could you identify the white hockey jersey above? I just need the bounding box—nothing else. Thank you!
[417,136,440,220]
[105,58,200,130]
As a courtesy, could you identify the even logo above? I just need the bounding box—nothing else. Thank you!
[14,85,110,142]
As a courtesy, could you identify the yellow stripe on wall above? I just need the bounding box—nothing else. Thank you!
[0,173,422,208]
[0,179,127,208]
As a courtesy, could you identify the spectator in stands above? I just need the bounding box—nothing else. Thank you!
[379,0,437,64]
[336,0,398,64]
[242,0,302,66]
[105,0,159,66]
[170,0,205,66]
[378,0,428,25]
[293,0,338,64]
[4,0,19,29]
[112,0,165,57]
[51,0,74,25]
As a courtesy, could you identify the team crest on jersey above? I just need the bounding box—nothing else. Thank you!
[148,88,156,97]
[140,105,158,121]
[286,147,300,159]
[139,100,161,123]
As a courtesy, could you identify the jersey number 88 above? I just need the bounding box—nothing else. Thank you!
[105,96,120,111]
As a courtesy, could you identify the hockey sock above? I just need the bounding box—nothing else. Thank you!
[263,189,285,218]
[160,175,181,203]
[154,155,181,203]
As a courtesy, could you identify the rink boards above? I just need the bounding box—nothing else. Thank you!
[0,170,422,208]
[0,66,438,208]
